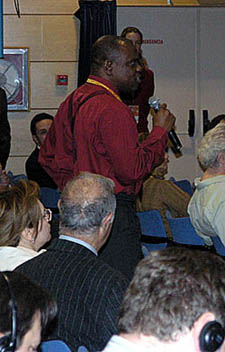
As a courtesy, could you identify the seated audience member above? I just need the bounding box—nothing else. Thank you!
[136,151,191,238]
[0,87,11,170]
[0,179,52,270]
[102,247,225,352]
[16,173,129,352]
[188,123,225,247]
[25,113,57,189]
[120,26,154,134]
[0,162,28,192]
[0,271,57,352]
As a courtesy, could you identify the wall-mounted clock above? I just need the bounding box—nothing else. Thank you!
[0,48,29,111]
[0,59,20,102]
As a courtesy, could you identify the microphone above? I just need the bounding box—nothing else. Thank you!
[148,96,182,153]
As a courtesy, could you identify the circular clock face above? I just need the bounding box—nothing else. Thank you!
[0,59,21,102]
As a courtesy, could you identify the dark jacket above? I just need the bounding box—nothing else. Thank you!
[16,238,129,352]
[25,147,57,189]
[0,88,11,169]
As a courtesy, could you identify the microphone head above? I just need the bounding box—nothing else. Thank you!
[148,96,161,112]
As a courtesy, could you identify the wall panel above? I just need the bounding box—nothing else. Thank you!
[4,15,78,61]
[31,62,78,109]
[3,0,78,15]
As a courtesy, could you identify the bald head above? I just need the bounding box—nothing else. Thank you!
[90,35,135,76]
[59,173,116,237]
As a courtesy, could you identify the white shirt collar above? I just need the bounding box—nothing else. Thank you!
[59,234,98,256]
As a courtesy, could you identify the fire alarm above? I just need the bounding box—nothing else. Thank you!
[56,74,68,86]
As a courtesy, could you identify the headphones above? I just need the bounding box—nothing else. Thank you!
[0,274,17,352]
[200,321,225,352]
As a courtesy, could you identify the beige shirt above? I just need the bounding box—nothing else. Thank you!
[0,246,46,271]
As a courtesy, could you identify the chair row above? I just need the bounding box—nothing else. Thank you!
[137,210,225,257]
[169,177,194,196]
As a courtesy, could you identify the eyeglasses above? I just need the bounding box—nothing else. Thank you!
[42,208,52,222]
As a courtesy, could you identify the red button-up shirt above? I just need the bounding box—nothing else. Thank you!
[39,75,168,194]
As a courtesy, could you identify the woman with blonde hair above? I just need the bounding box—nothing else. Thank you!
[0,179,52,270]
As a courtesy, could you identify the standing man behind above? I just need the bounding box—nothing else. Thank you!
[25,113,57,189]
[16,172,129,352]
[120,26,154,134]
[0,87,11,169]
[39,35,175,280]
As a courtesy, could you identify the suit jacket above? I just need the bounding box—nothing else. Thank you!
[15,238,129,352]
[25,147,57,189]
[0,88,11,169]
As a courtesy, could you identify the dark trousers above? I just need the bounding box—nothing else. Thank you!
[99,193,143,281]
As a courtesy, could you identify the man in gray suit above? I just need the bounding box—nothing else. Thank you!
[16,172,129,352]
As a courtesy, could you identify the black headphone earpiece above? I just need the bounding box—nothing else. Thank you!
[0,335,14,352]
[0,274,17,352]
[199,321,225,352]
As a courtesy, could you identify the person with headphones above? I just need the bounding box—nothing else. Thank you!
[0,271,57,352]
[102,247,225,352]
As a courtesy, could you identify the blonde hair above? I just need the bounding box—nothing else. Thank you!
[0,180,42,246]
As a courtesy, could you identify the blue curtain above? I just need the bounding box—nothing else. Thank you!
[74,0,117,87]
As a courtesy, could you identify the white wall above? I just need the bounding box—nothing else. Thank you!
[118,7,225,183]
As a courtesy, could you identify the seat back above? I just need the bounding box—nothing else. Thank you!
[41,340,72,352]
[173,179,194,196]
[166,214,205,246]
[137,210,167,237]
[212,236,225,256]
[77,346,89,352]
[137,210,168,254]
[40,187,60,214]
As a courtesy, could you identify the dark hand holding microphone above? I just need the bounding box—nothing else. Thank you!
[148,96,182,153]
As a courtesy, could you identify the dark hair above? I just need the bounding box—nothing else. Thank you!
[118,247,225,341]
[90,35,132,76]
[59,172,116,237]
[208,114,225,131]
[0,271,57,348]
[120,26,143,43]
[30,113,54,136]
[0,179,42,246]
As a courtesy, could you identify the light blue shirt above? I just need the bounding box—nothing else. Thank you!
[101,335,149,352]
[188,175,225,246]
[59,235,98,256]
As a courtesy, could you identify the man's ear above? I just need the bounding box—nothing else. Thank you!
[104,60,114,76]
[192,312,216,352]
[101,213,114,231]
[218,152,225,166]
[32,134,40,146]
[100,213,114,239]
[57,199,61,211]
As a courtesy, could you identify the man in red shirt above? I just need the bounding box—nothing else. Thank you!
[39,35,174,280]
